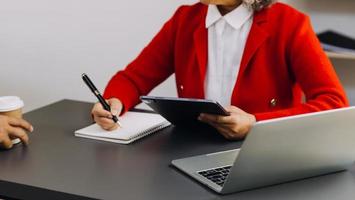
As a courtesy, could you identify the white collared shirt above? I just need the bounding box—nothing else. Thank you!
[204,4,253,107]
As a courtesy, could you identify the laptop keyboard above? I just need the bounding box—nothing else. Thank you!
[198,166,232,186]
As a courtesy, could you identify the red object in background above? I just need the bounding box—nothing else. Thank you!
[103,3,348,121]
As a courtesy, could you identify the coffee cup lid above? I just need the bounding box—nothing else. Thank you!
[0,96,24,112]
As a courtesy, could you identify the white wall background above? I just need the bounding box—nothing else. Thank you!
[1,0,355,112]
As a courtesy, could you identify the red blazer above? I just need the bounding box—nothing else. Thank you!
[103,3,348,121]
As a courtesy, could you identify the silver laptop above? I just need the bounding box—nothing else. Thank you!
[171,107,355,194]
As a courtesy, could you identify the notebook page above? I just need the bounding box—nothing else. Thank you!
[75,112,170,141]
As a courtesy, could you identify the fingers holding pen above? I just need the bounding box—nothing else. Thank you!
[92,103,113,118]
[91,98,123,131]
[92,103,114,127]
[96,117,119,131]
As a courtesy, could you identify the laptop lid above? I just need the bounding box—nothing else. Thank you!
[222,107,355,194]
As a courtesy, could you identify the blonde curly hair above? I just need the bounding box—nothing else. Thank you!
[243,0,276,11]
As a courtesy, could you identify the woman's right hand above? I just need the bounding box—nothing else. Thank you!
[91,98,123,131]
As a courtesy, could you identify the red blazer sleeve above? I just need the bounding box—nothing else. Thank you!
[103,9,180,112]
[254,16,349,121]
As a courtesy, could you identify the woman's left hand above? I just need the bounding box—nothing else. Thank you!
[198,106,256,140]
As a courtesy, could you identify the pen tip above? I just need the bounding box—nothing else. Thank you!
[82,73,87,77]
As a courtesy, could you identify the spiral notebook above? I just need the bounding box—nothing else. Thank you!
[75,111,171,144]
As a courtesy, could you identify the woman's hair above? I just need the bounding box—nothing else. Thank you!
[243,0,276,11]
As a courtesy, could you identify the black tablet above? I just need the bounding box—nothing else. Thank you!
[140,96,230,127]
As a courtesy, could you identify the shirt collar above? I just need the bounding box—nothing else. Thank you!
[205,4,253,30]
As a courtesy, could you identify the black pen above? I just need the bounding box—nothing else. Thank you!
[82,73,122,127]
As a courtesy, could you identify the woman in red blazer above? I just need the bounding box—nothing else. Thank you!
[92,0,348,140]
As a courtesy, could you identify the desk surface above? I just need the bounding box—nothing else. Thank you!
[0,100,355,200]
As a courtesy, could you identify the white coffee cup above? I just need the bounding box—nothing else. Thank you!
[0,96,25,145]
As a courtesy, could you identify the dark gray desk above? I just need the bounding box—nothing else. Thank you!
[0,100,355,200]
